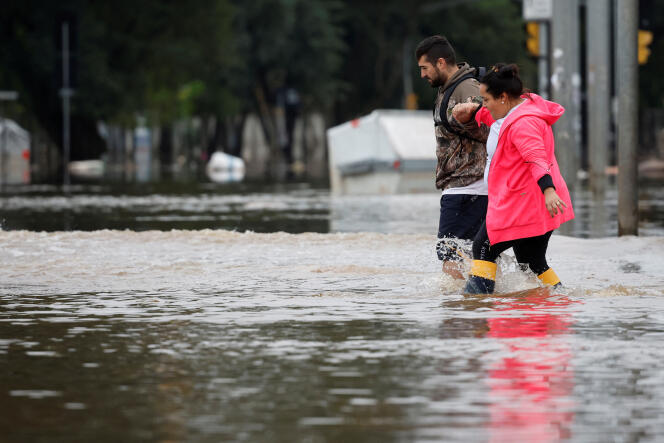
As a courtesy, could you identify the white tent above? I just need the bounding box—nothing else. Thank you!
[0,118,31,184]
[326,110,436,194]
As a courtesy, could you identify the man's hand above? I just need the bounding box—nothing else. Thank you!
[451,102,481,123]
[442,261,465,280]
[544,187,567,217]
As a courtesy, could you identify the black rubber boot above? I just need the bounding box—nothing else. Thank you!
[464,260,497,294]
[464,275,496,294]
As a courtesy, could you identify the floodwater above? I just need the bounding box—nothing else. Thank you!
[1,179,663,236]
[1,179,664,442]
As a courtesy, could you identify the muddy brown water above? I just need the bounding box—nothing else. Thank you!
[1,180,663,442]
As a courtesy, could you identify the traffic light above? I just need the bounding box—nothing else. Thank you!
[638,30,653,65]
[526,22,540,57]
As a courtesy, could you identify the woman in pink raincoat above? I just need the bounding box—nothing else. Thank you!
[452,64,574,294]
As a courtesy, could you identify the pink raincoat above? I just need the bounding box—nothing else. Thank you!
[475,93,574,244]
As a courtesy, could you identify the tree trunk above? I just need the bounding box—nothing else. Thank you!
[158,124,173,178]
[227,113,246,158]
[207,116,223,158]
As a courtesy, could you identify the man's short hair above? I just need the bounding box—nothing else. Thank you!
[415,35,456,66]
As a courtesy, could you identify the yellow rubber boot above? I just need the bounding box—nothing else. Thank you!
[538,268,561,288]
[464,260,497,294]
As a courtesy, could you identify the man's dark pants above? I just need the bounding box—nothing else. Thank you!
[436,194,488,261]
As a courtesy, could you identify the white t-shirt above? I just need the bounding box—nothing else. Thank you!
[442,178,488,196]
[484,101,523,185]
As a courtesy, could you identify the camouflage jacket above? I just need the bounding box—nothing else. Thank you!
[433,63,489,191]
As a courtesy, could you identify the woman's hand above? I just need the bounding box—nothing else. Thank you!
[451,102,481,123]
[543,187,567,217]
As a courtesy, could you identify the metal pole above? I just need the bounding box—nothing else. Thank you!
[616,0,639,235]
[403,37,414,109]
[551,0,580,188]
[61,22,72,188]
[587,0,611,193]
[538,21,550,99]
[1,107,5,188]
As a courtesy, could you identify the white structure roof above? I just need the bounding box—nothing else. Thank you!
[327,110,436,169]
[0,118,30,153]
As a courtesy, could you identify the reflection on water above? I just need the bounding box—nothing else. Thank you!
[486,289,574,442]
[1,177,663,441]
[0,178,663,236]
[0,181,331,233]
[1,230,663,441]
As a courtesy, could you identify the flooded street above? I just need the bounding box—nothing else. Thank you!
[1,181,664,442]
[1,179,663,236]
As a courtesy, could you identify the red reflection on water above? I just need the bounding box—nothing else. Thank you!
[487,288,575,443]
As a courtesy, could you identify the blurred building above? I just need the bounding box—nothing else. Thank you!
[0,118,31,184]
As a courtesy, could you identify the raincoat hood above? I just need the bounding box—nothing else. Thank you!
[502,93,565,132]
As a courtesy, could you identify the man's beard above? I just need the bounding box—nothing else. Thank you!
[430,68,447,88]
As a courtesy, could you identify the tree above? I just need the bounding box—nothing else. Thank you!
[0,0,541,180]
[333,0,536,122]
[0,0,235,162]
[230,0,346,176]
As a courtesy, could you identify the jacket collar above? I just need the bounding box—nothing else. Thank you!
[498,93,565,141]
[440,63,474,93]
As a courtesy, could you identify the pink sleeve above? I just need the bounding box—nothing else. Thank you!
[509,116,552,181]
[475,107,494,127]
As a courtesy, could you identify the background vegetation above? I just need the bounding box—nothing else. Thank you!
[0,0,660,173]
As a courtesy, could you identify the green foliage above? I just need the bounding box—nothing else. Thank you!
[231,0,346,110]
[177,81,207,118]
[78,0,235,124]
[417,0,536,108]
[334,0,418,117]
[0,0,559,158]
[335,0,536,119]
[0,1,235,144]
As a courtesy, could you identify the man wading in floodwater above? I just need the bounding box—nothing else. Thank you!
[415,35,488,279]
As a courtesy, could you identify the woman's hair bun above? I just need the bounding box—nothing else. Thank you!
[494,63,519,79]
[482,62,524,98]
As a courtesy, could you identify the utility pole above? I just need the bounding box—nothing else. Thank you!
[551,0,580,188]
[0,103,5,189]
[403,37,417,110]
[538,21,550,99]
[616,0,639,235]
[60,21,73,189]
[586,0,611,194]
